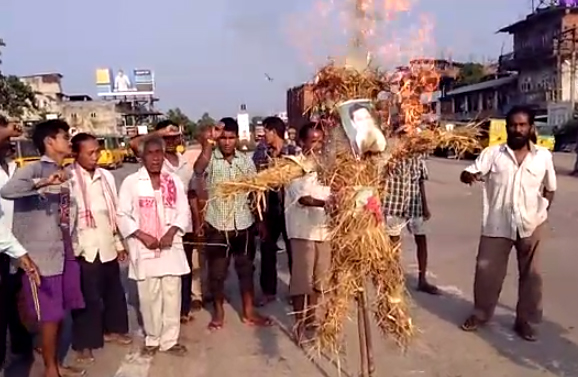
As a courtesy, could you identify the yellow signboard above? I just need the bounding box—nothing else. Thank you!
[95,68,111,85]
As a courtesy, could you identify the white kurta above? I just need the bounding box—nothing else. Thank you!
[70,167,123,263]
[116,168,191,281]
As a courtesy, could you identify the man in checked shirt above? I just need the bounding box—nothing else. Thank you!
[383,148,439,295]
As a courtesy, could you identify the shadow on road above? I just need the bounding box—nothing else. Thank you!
[409,275,578,376]
[2,356,33,377]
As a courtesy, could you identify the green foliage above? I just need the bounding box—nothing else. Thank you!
[0,39,37,118]
[166,107,196,138]
[456,62,486,87]
[196,112,215,127]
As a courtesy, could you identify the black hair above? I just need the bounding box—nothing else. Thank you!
[506,105,535,126]
[348,103,369,121]
[263,116,286,139]
[298,122,323,141]
[71,132,97,154]
[32,119,70,155]
[0,115,7,127]
[219,117,239,136]
[154,119,178,131]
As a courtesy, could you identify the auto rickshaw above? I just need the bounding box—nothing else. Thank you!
[97,135,124,169]
[12,138,40,168]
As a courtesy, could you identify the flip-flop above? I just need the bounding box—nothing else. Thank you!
[242,316,273,327]
[207,321,223,331]
[162,344,187,357]
[461,315,486,332]
[75,356,95,364]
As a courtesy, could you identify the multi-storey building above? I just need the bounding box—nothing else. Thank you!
[499,3,578,110]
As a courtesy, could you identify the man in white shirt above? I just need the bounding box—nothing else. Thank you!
[285,122,331,344]
[130,121,204,322]
[0,117,38,370]
[460,106,556,342]
[118,136,191,357]
[68,133,131,363]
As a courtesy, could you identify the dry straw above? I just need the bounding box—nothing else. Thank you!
[214,62,481,357]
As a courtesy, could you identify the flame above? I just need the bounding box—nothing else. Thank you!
[287,0,440,134]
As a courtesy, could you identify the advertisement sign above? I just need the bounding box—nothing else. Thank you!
[95,68,155,96]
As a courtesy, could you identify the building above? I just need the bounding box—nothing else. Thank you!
[60,99,123,136]
[498,3,578,109]
[19,73,65,121]
[286,83,314,129]
[439,75,518,121]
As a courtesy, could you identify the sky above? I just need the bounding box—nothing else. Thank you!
[0,0,534,119]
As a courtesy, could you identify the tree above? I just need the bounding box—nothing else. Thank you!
[166,107,197,139]
[0,39,37,118]
[196,112,215,128]
[456,62,486,87]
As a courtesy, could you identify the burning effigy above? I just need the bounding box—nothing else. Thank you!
[216,0,481,373]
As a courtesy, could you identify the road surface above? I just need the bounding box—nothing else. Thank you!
[4,151,578,377]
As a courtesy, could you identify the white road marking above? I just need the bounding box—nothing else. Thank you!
[113,352,152,377]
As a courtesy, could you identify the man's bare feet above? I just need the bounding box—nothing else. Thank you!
[58,364,86,377]
[75,349,95,364]
[241,312,273,327]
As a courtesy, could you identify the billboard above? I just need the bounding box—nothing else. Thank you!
[96,68,155,96]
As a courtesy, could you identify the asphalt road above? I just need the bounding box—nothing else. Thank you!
[5,151,578,377]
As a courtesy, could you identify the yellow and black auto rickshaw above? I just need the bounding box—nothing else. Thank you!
[12,138,41,168]
[97,135,124,169]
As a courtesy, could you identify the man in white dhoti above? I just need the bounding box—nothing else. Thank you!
[117,136,191,357]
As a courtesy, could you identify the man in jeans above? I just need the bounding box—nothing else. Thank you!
[194,117,271,330]
[252,116,298,306]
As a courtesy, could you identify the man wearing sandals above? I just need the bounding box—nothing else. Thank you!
[1,120,85,377]
[460,105,556,341]
[285,122,330,343]
[69,133,131,363]
[193,117,272,330]
[117,136,191,356]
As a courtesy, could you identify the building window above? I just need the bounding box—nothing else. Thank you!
[71,113,77,119]
[90,113,96,118]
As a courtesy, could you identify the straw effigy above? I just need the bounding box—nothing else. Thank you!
[215,61,481,356]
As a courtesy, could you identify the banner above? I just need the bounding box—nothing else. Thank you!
[96,68,155,96]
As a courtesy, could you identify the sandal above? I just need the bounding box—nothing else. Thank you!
[104,333,133,345]
[163,344,187,357]
[461,315,486,332]
[59,365,86,377]
[242,315,273,327]
[74,352,95,364]
[140,346,158,357]
[513,320,537,342]
[207,320,223,331]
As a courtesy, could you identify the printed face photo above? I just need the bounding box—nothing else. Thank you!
[337,99,386,157]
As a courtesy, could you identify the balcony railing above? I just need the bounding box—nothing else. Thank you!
[499,45,556,71]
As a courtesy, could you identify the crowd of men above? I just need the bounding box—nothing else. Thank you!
[0,104,556,377]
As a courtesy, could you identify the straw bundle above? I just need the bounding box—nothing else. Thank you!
[215,156,314,220]
[314,152,413,354]
[306,62,390,118]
